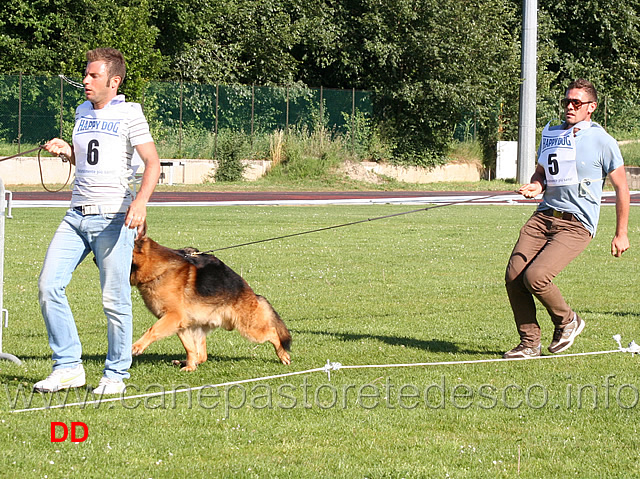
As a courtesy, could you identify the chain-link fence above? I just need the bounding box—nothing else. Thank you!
[0,75,374,158]
[0,75,83,148]
[5,74,635,165]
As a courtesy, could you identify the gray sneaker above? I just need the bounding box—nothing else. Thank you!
[503,343,541,359]
[548,314,585,354]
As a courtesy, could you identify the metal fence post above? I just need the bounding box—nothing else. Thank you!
[286,86,290,131]
[214,83,219,160]
[60,76,64,138]
[18,73,22,152]
[319,85,324,147]
[179,80,184,155]
[351,87,355,154]
[251,84,255,150]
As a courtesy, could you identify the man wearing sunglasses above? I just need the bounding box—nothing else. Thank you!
[504,78,630,359]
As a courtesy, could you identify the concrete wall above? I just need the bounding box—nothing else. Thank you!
[0,157,271,185]
[153,159,271,184]
[355,161,483,183]
[0,157,77,186]
[624,167,640,189]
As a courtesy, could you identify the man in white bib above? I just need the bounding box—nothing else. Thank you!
[504,78,630,359]
[34,48,161,394]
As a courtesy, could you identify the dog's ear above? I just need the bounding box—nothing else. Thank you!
[133,222,148,252]
[136,220,148,240]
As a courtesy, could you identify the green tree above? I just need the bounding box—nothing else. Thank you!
[92,0,164,101]
[0,0,163,101]
[6,0,640,166]
[0,0,92,74]
[540,0,640,131]
[353,0,522,165]
[151,0,301,85]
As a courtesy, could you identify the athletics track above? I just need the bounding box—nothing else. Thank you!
[9,190,640,208]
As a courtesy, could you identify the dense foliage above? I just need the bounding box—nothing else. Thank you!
[2,0,640,165]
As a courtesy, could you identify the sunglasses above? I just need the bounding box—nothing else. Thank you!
[561,98,594,109]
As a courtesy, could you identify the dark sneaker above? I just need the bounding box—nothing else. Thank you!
[503,343,541,359]
[548,314,585,354]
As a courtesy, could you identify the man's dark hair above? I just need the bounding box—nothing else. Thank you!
[86,48,126,83]
[567,78,598,103]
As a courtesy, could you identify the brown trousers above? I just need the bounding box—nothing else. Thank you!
[505,211,592,346]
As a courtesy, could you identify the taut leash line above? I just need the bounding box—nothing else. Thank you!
[202,192,515,254]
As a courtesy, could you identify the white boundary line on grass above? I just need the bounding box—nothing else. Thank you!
[9,336,639,413]
[9,367,326,414]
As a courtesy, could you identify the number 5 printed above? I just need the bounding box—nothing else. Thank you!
[547,153,558,176]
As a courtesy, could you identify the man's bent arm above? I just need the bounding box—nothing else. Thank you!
[518,164,546,198]
[608,165,630,257]
[126,141,160,233]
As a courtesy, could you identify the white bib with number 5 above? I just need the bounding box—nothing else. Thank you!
[538,124,578,187]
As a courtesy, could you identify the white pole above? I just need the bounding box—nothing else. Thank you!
[0,177,21,364]
[517,0,538,184]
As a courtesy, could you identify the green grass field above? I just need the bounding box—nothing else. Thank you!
[1,204,639,478]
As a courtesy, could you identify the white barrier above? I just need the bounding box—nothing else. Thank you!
[0,177,21,365]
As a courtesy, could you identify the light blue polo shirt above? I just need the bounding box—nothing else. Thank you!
[536,120,624,236]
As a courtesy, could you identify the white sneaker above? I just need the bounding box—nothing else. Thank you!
[92,377,126,395]
[33,365,86,392]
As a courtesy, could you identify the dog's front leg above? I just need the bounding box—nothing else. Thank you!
[176,328,208,371]
[132,312,186,356]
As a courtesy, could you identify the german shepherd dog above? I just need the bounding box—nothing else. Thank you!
[130,230,291,371]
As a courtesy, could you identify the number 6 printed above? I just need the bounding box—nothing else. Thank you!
[87,139,99,165]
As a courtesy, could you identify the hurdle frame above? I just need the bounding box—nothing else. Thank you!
[0,177,21,365]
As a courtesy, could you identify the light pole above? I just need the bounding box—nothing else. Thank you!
[517,0,538,184]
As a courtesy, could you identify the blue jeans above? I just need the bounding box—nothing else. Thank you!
[38,209,135,380]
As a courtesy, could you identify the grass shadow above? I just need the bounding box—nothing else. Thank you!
[294,329,503,356]
[130,352,256,366]
[0,352,260,384]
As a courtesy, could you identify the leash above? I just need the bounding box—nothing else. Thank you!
[0,146,73,193]
[59,74,84,89]
[0,146,44,162]
[195,192,517,254]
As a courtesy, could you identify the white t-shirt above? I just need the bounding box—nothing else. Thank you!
[71,95,154,209]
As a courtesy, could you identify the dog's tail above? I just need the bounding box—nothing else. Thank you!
[259,295,291,351]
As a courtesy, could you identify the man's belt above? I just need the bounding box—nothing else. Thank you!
[73,205,127,215]
[540,208,579,222]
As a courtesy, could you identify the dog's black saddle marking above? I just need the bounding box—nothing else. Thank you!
[173,247,247,298]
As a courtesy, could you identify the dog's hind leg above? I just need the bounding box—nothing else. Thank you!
[132,311,186,356]
[176,327,208,372]
[235,297,291,365]
[260,297,291,365]
[268,332,291,365]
